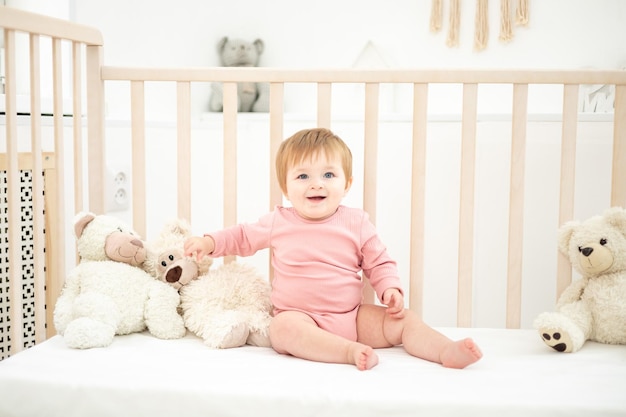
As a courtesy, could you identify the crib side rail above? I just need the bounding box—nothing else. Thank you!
[1,6,104,357]
[100,66,626,329]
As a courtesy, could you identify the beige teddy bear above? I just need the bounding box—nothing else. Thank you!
[144,219,213,290]
[145,219,273,348]
[534,207,626,352]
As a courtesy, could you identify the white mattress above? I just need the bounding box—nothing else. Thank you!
[1,327,625,417]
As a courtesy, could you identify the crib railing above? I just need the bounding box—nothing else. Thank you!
[101,67,626,329]
[2,7,626,357]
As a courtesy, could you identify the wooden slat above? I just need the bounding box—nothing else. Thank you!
[177,81,192,221]
[222,82,238,264]
[457,83,478,327]
[86,44,106,214]
[363,83,379,219]
[556,84,579,297]
[409,83,428,315]
[43,157,60,338]
[317,83,331,128]
[72,42,84,214]
[131,81,147,237]
[29,34,47,342]
[269,82,285,211]
[612,85,626,208]
[506,83,528,329]
[362,83,379,304]
[268,82,284,281]
[50,38,67,333]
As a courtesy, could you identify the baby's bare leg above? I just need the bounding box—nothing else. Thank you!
[357,304,482,369]
[270,311,378,370]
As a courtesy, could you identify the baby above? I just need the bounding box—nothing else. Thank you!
[185,127,482,370]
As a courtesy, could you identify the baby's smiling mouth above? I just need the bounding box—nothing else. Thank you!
[308,196,326,201]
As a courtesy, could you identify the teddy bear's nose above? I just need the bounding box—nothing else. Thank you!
[131,239,144,248]
[166,266,182,283]
[581,247,594,257]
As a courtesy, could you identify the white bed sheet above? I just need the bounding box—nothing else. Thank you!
[1,327,625,417]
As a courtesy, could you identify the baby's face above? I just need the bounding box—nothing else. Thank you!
[284,153,352,221]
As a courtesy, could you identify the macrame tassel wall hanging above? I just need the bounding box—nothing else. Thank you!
[430,0,529,49]
[499,0,513,42]
[430,0,443,32]
[515,0,528,25]
[446,0,461,47]
[474,0,489,50]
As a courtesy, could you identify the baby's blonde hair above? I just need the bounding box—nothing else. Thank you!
[275,128,353,194]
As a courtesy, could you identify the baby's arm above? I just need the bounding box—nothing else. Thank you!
[381,288,405,319]
[184,235,215,261]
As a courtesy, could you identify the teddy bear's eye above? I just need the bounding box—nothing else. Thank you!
[160,261,167,267]
[168,254,175,261]
[600,238,607,245]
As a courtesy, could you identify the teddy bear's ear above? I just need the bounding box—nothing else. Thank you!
[74,212,96,238]
[604,206,626,236]
[162,218,191,238]
[557,220,578,255]
[253,39,264,55]
[217,36,229,52]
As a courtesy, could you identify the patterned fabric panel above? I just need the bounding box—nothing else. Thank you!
[0,169,45,361]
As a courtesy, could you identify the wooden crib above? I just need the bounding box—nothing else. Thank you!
[1,6,625,417]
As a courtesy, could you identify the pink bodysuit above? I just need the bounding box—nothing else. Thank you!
[208,205,402,341]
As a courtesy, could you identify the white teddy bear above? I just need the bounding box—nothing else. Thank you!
[181,262,273,349]
[534,206,626,353]
[53,212,186,349]
[144,219,273,348]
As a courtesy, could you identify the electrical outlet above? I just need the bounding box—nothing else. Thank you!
[105,166,130,212]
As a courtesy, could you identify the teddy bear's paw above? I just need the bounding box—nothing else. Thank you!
[203,322,249,349]
[534,312,586,353]
[538,328,575,353]
[246,329,271,347]
[63,317,116,349]
[147,315,186,340]
[52,300,73,335]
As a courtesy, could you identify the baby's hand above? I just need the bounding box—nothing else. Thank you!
[183,236,214,261]
[382,288,405,319]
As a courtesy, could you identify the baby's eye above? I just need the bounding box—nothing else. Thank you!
[323,172,335,179]
[297,174,308,180]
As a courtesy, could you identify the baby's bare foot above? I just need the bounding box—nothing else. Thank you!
[440,338,482,369]
[349,343,379,371]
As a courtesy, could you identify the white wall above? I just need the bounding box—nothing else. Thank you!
[67,0,626,118]
[71,0,625,69]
